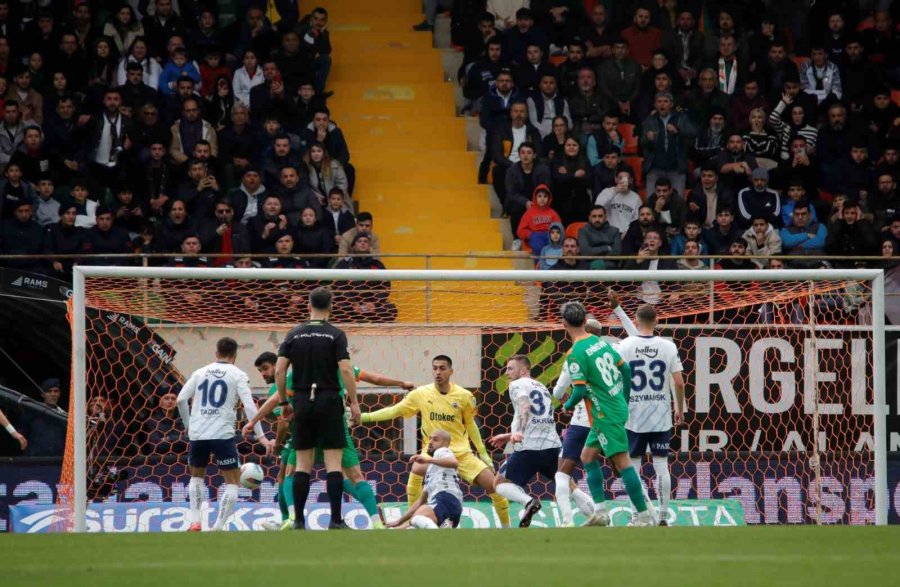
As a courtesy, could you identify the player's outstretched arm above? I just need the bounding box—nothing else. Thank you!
[607,289,639,336]
[360,391,419,424]
[552,366,573,401]
[242,392,280,438]
[360,369,415,391]
[387,492,427,528]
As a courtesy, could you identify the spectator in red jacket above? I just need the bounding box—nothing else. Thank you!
[621,7,662,69]
[516,183,561,255]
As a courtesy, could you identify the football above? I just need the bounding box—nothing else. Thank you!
[239,463,265,490]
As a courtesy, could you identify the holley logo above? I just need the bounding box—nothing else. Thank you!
[635,345,659,359]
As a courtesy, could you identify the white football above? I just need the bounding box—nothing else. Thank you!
[240,462,265,489]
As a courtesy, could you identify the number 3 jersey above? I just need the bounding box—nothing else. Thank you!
[508,377,561,451]
[615,335,683,433]
[177,361,263,441]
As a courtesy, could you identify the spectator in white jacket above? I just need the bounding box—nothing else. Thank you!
[232,50,265,108]
[594,169,641,236]
[488,0,529,30]
[800,45,842,105]
[742,216,782,268]
[116,38,162,88]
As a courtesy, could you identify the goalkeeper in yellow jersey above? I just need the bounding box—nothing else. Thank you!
[359,355,511,528]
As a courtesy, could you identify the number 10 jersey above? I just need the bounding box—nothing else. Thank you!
[178,361,257,441]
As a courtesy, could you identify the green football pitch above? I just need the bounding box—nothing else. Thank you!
[3,527,898,587]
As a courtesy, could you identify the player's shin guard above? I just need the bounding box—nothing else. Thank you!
[188,477,204,524]
[353,481,380,519]
[292,471,311,525]
[652,456,671,520]
[411,515,438,529]
[495,482,532,506]
[326,471,344,525]
[620,466,648,513]
[554,472,574,524]
[583,460,606,509]
[490,492,511,527]
[213,484,239,531]
[406,472,424,507]
[282,474,295,511]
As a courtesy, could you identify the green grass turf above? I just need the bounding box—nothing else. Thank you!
[3,527,898,587]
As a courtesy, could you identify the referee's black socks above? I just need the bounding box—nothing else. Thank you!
[293,471,311,526]
[326,471,344,524]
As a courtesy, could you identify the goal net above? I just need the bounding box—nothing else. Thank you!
[60,267,887,530]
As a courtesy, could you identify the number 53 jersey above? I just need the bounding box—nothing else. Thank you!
[615,335,684,433]
[179,361,256,441]
[508,378,562,452]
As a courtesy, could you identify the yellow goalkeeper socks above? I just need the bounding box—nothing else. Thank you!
[406,472,424,507]
[490,492,510,528]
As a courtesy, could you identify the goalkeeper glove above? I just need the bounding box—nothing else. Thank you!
[478,450,494,470]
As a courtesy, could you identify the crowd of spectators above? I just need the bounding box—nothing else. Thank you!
[452,1,900,271]
[0,1,389,276]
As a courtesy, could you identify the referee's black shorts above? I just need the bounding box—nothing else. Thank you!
[292,389,347,450]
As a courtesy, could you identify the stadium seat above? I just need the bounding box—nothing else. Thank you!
[892,89,900,106]
[565,222,586,239]
[624,156,644,189]
[619,123,638,155]
[549,55,567,66]
[791,55,810,69]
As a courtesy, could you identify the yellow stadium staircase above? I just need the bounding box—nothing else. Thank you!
[317,0,528,322]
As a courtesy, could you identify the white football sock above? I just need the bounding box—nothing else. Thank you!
[495,482,532,506]
[572,487,594,517]
[188,477,205,525]
[653,456,672,522]
[554,472,573,524]
[631,456,658,523]
[411,515,438,529]
[213,484,239,531]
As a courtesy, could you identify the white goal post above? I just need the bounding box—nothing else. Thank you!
[70,267,888,530]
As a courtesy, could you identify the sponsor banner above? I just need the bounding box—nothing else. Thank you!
[3,459,900,530]
[9,498,745,533]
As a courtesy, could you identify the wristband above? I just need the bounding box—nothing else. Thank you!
[278,401,290,407]
[4,424,16,435]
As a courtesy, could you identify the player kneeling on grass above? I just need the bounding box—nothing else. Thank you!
[487,355,561,527]
[387,430,463,529]
[560,301,654,527]
[177,337,271,531]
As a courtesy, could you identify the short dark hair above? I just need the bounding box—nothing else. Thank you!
[254,351,277,367]
[508,354,531,369]
[433,355,453,367]
[561,301,587,327]
[217,337,238,358]
[309,286,333,310]
[313,106,331,118]
[357,212,373,223]
[636,304,657,324]
[518,141,536,153]
[655,176,672,188]
[592,204,607,213]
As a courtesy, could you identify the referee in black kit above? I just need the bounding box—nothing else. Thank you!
[276,286,360,530]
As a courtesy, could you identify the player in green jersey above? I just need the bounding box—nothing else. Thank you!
[560,301,653,527]
[247,354,413,529]
[253,353,295,529]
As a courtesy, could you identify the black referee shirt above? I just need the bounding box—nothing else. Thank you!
[278,320,350,392]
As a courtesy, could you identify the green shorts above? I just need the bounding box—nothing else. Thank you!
[585,420,629,457]
[280,446,296,467]
[314,424,360,468]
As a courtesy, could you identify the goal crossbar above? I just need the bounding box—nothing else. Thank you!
[70,267,888,530]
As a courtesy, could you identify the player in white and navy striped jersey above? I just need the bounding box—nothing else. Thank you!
[387,430,463,529]
[615,304,685,526]
[176,337,271,531]
[487,355,562,527]
[552,295,639,526]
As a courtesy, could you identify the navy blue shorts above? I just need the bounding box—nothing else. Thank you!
[500,448,559,487]
[560,425,590,462]
[627,429,671,458]
[430,492,462,528]
[189,437,239,470]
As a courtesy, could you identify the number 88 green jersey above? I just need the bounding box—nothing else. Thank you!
[565,335,629,425]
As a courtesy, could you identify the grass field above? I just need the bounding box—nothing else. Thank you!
[3,527,899,587]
